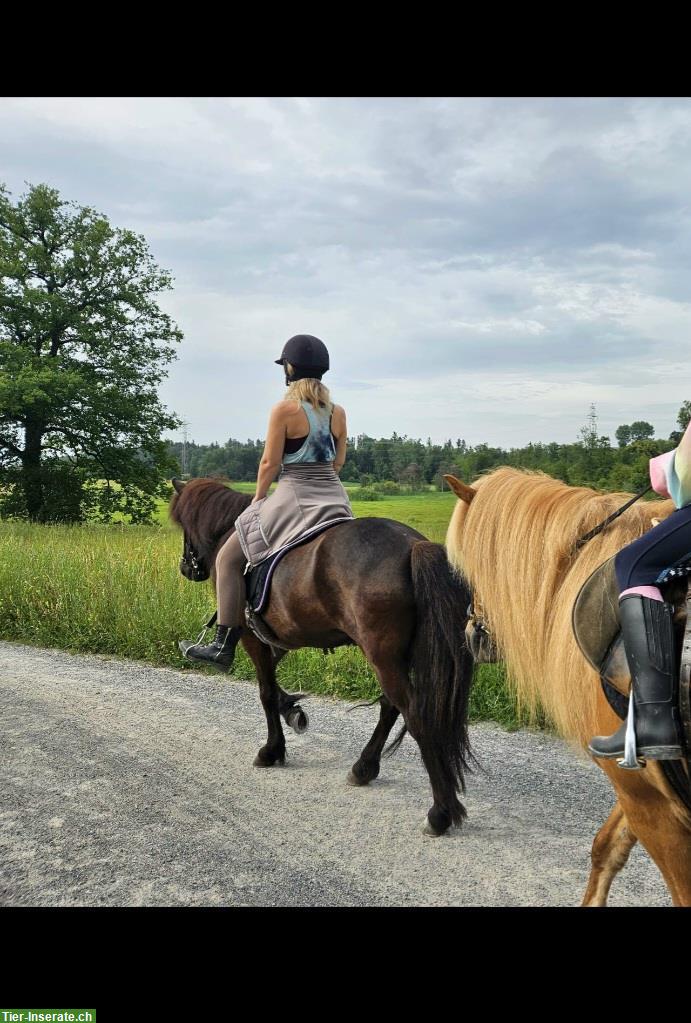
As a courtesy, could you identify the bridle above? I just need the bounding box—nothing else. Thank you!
[180,531,209,582]
[467,595,491,639]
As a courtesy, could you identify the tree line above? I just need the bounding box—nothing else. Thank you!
[167,400,691,497]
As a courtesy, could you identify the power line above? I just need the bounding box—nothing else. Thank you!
[181,420,190,477]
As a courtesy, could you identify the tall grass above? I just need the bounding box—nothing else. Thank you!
[0,523,209,665]
[0,492,524,727]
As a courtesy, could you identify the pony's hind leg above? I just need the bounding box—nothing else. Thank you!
[241,633,286,767]
[581,802,637,907]
[364,652,462,838]
[347,695,400,786]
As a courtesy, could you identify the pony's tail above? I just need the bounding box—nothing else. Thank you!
[403,541,475,827]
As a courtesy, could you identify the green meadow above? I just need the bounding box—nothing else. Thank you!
[0,488,521,729]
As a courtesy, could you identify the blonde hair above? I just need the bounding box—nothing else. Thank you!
[284,364,332,413]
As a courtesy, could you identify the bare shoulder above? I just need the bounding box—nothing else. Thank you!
[271,399,302,419]
[331,403,347,435]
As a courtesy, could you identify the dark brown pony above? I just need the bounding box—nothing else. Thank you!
[170,477,475,836]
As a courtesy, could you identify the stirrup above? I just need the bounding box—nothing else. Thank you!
[617,693,645,771]
[178,610,219,657]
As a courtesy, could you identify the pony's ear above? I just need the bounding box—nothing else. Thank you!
[172,478,186,494]
[444,475,477,504]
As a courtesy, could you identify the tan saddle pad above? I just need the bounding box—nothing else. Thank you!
[572,556,621,673]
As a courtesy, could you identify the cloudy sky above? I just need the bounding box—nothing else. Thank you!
[2,96,691,449]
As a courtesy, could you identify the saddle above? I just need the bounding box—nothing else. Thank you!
[572,557,691,806]
[571,556,622,679]
[243,519,348,654]
[199,521,352,657]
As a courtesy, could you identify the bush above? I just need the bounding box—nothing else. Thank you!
[355,487,382,501]
[374,480,401,495]
[0,463,96,523]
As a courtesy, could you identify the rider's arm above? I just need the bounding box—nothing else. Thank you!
[332,405,347,475]
[674,419,691,507]
[253,404,286,503]
[650,419,691,508]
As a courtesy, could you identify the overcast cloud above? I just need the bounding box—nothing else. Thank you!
[1,96,690,448]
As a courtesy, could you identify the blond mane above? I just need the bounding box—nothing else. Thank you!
[446,467,674,746]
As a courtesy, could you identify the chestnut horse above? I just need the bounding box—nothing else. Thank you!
[170,477,475,836]
[444,468,691,905]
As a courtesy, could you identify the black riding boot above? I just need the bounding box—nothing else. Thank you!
[180,624,243,672]
[588,594,684,762]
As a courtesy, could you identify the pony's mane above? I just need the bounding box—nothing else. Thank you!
[170,477,253,557]
[446,466,675,746]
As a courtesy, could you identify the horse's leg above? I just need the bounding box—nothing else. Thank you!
[364,652,458,837]
[241,633,286,767]
[346,695,400,786]
[270,648,310,734]
[624,812,691,906]
[278,688,310,733]
[581,802,637,907]
[605,765,691,906]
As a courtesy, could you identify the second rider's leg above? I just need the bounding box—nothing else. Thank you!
[589,508,691,761]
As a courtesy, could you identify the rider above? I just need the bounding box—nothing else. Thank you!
[589,418,691,762]
[180,334,353,670]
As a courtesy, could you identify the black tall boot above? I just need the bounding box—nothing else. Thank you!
[589,594,684,762]
[179,624,243,672]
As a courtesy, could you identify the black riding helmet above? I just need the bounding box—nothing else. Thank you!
[275,334,330,382]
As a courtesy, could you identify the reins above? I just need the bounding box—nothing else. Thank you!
[469,482,654,637]
[572,484,653,554]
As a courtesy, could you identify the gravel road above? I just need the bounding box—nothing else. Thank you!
[0,640,671,906]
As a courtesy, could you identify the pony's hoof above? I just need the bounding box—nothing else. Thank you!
[422,821,446,838]
[347,760,380,786]
[346,769,369,787]
[286,707,309,734]
[253,749,285,768]
[423,805,453,837]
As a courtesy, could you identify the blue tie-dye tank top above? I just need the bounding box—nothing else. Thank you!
[282,401,336,465]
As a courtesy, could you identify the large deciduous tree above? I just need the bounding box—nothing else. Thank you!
[0,183,182,522]
[628,420,655,443]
